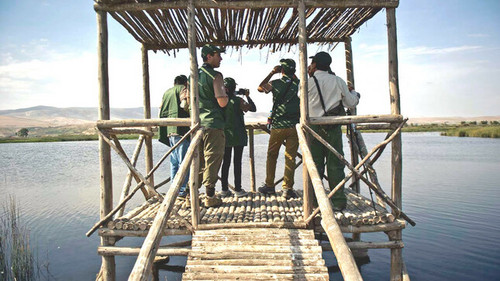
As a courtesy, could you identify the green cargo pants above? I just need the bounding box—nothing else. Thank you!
[310,124,347,208]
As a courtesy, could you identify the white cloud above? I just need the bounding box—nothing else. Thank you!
[401,45,481,57]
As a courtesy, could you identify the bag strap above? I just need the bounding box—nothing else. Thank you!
[312,76,327,115]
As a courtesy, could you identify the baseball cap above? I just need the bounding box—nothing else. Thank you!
[201,44,226,57]
[309,52,332,67]
[223,77,237,90]
[279,58,296,73]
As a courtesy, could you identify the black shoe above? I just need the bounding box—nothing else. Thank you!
[283,189,298,199]
[258,184,275,195]
[332,202,346,212]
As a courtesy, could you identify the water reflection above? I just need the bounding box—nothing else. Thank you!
[0,133,499,280]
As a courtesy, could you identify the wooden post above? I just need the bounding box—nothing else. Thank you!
[387,7,403,281]
[248,128,256,193]
[96,8,115,281]
[296,124,363,281]
[142,45,154,191]
[187,0,201,228]
[129,130,203,281]
[345,36,361,242]
[298,0,313,220]
[344,37,360,193]
[298,0,309,124]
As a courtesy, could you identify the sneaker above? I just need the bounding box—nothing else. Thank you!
[204,195,223,208]
[220,189,233,198]
[283,189,298,199]
[258,184,275,195]
[234,189,248,198]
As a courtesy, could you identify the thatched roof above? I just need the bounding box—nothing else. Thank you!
[94,0,399,52]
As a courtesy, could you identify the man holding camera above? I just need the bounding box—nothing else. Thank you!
[257,59,300,199]
[307,52,359,211]
[219,77,256,198]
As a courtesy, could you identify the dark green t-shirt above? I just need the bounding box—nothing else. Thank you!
[198,63,225,129]
[270,75,300,129]
[224,96,247,147]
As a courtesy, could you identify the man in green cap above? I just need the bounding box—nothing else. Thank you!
[197,44,228,207]
[257,58,300,199]
[159,75,190,199]
[307,51,359,211]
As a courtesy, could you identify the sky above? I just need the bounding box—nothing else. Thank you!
[0,0,499,118]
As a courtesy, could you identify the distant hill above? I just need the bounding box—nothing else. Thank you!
[0,106,160,125]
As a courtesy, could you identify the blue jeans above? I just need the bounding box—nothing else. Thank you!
[169,135,190,196]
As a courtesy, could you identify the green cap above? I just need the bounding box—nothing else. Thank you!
[279,58,296,74]
[223,77,237,91]
[309,52,332,67]
[201,44,226,57]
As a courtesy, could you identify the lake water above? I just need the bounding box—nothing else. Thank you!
[1,132,499,280]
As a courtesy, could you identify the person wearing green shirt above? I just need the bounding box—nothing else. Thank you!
[220,77,256,198]
[257,58,300,199]
[158,75,190,198]
[198,44,229,208]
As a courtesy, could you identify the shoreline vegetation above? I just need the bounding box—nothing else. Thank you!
[0,197,50,281]
[0,122,499,143]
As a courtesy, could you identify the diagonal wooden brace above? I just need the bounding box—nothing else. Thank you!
[98,129,159,198]
[303,120,415,226]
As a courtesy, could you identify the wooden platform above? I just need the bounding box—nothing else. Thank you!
[104,189,398,236]
[183,228,329,280]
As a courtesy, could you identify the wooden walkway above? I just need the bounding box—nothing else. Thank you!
[183,228,329,280]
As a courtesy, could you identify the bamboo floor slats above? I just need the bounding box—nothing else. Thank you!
[183,228,329,281]
[106,188,395,234]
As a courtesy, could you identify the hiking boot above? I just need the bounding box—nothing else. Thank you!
[283,189,298,199]
[220,189,233,198]
[234,189,249,198]
[258,184,275,195]
[204,195,223,208]
[331,201,346,212]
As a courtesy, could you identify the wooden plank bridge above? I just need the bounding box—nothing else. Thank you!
[184,228,329,280]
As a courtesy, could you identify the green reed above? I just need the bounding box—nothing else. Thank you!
[0,197,38,281]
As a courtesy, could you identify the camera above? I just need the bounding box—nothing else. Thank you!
[236,88,249,95]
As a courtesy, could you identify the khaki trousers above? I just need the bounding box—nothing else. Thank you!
[265,127,299,190]
[201,128,225,197]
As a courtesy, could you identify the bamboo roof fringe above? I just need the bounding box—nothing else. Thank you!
[94,0,399,52]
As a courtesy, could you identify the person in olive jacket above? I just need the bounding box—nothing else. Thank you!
[159,75,190,198]
[220,78,256,198]
[197,44,229,208]
[257,59,300,199]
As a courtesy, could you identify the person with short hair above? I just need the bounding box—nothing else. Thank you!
[257,58,300,199]
[220,77,256,198]
[197,44,229,208]
[159,74,190,198]
[307,51,360,211]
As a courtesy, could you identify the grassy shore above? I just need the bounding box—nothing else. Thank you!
[0,134,139,143]
[1,123,499,143]
[441,125,500,138]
